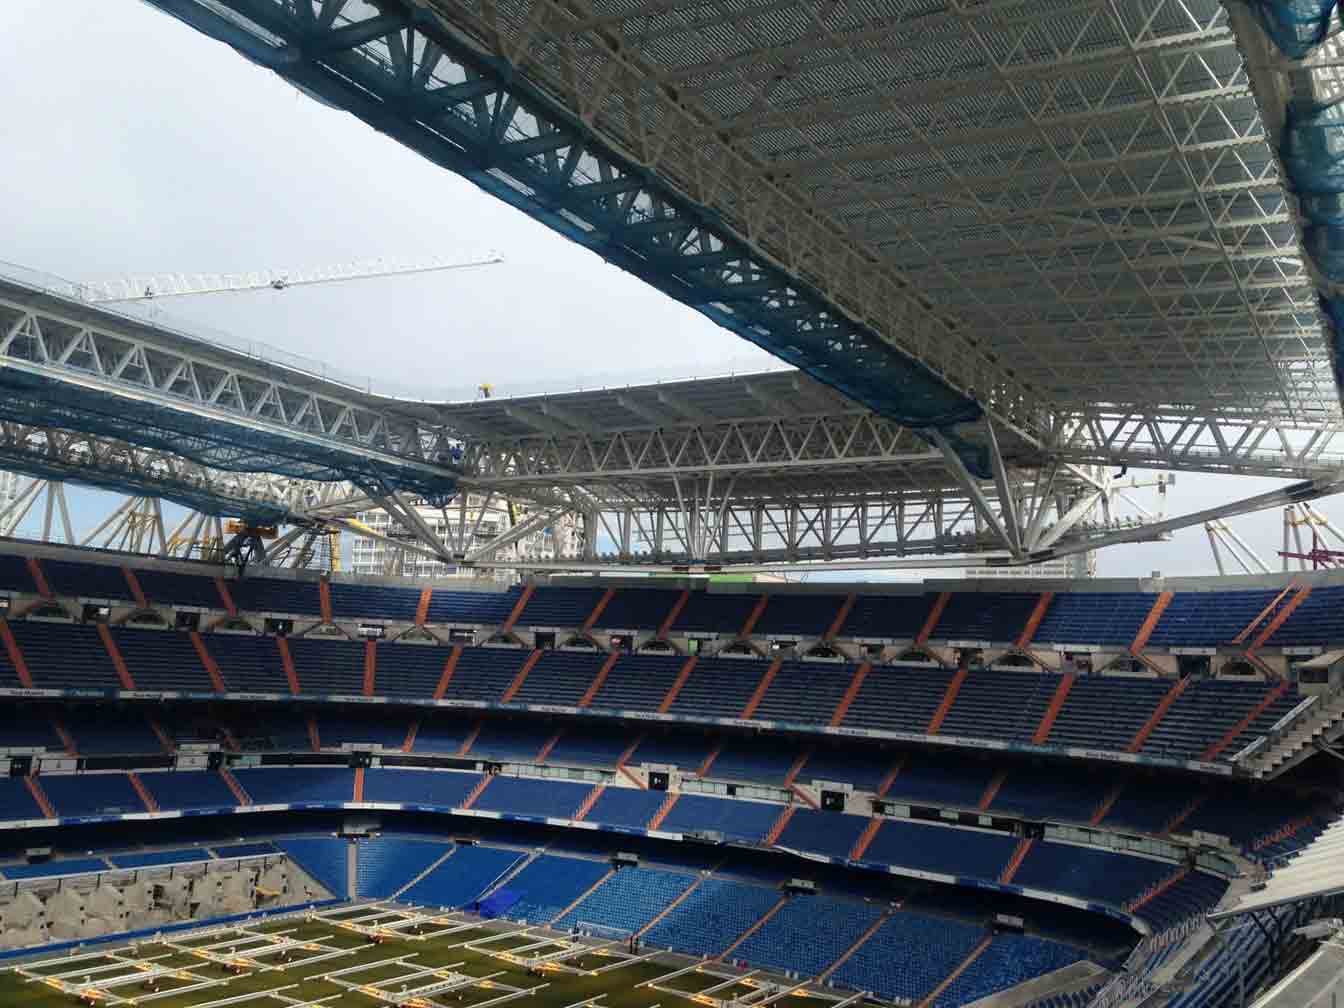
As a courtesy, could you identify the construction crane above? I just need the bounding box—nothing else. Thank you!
[77,253,503,303]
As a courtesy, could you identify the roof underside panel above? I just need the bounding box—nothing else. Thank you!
[140,0,989,431]
[140,0,1342,432]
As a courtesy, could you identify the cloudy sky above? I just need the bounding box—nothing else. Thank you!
[0,0,1310,578]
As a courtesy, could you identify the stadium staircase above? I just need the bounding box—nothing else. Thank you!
[1090,781,1125,825]
[1126,866,1190,913]
[127,773,158,813]
[552,867,617,924]
[0,619,33,687]
[1247,585,1313,651]
[460,775,492,810]
[920,934,994,1008]
[1031,672,1075,744]
[928,666,968,734]
[1200,681,1291,761]
[1243,688,1344,778]
[829,662,870,725]
[719,894,789,960]
[850,818,882,860]
[219,767,250,806]
[572,784,605,821]
[634,871,708,937]
[999,838,1034,884]
[647,793,679,830]
[1126,676,1191,752]
[393,846,458,899]
[658,657,697,712]
[816,910,891,982]
[24,777,55,818]
[1130,592,1174,655]
[764,806,795,845]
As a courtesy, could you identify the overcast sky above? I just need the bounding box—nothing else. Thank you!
[0,0,1310,579]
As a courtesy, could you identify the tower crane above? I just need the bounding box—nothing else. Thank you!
[77,252,503,303]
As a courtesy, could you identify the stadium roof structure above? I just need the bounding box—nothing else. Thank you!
[13,0,1344,569]
[1211,813,1344,920]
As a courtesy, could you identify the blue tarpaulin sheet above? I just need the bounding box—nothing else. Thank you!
[478,887,522,918]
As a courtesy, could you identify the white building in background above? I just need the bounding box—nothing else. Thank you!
[964,551,1096,580]
[350,495,579,583]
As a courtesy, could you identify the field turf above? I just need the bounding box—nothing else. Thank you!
[0,910,819,1008]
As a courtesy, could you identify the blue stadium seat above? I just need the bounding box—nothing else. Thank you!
[708,740,798,784]
[1013,842,1173,906]
[737,895,884,976]
[1033,593,1158,647]
[319,712,409,749]
[475,776,594,820]
[658,794,780,841]
[376,642,457,698]
[0,779,43,820]
[496,854,610,923]
[583,787,667,829]
[586,653,683,711]
[517,587,608,628]
[278,836,349,898]
[673,592,759,634]
[553,864,695,934]
[141,771,239,811]
[329,582,420,622]
[842,665,954,734]
[884,755,996,810]
[135,568,225,609]
[401,845,528,908]
[108,848,212,868]
[1,857,111,879]
[232,767,353,804]
[753,594,849,637]
[643,877,779,956]
[362,768,482,807]
[0,555,39,595]
[1048,676,1169,752]
[205,633,288,693]
[590,589,678,631]
[442,647,528,702]
[939,669,1058,743]
[839,593,934,638]
[215,842,278,858]
[470,721,555,761]
[933,593,1041,643]
[752,661,854,725]
[110,627,217,692]
[546,726,635,767]
[7,620,123,690]
[41,773,144,817]
[774,808,868,859]
[831,910,985,1002]
[511,650,605,707]
[935,934,1083,1008]
[356,836,448,897]
[862,819,1016,879]
[230,576,321,616]
[285,637,366,694]
[43,559,135,602]
[668,656,763,718]
[425,588,519,626]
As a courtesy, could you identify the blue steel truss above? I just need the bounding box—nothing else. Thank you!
[141,0,984,438]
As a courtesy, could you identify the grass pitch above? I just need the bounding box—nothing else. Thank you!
[0,905,829,1008]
